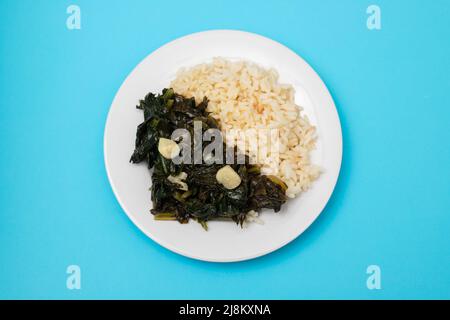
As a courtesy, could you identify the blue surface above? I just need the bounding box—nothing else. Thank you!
[0,0,449,300]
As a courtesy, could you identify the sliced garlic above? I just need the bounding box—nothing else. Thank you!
[158,138,180,159]
[216,165,241,189]
[167,172,188,191]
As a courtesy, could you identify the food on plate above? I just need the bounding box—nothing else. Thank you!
[130,89,287,229]
[171,58,320,198]
[158,138,180,159]
[216,165,242,190]
[130,58,320,229]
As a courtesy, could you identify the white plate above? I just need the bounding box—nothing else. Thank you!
[104,30,342,262]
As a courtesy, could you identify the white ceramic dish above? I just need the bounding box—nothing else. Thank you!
[104,30,342,262]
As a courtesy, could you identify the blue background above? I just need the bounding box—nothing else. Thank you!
[0,0,449,299]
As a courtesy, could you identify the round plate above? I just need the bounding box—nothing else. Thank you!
[104,30,342,262]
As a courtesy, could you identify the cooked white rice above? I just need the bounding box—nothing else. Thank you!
[243,210,264,227]
[170,58,320,198]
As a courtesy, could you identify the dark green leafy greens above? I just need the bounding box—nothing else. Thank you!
[130,88,287,229]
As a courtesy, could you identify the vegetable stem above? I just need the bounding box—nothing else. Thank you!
[154,213,177,221]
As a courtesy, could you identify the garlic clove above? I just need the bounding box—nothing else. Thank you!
[158,138,180,159]
[167,172,188,191]
[216,165,241,189]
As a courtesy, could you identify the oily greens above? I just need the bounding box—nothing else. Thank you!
[130,88,287,229]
